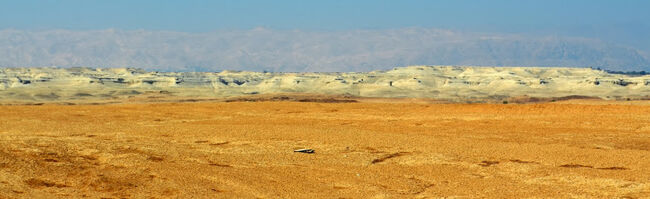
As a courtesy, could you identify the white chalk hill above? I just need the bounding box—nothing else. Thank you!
[1,66,648,102]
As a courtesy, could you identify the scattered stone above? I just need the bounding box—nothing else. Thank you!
[294,149,315,154]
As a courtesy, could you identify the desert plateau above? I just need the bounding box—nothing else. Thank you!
[0,66,649,198]
[0,97,649,198]
[3,1,650,198]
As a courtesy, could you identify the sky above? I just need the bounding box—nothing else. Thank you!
[0,0,649,71]
[1,0,649,32]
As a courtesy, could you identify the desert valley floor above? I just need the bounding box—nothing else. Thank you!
[0,100,649,198]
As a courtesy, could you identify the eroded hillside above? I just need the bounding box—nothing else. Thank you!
[1,66,648,103]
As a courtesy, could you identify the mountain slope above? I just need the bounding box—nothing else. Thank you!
[1,66,648,103]
[0,28,648,72]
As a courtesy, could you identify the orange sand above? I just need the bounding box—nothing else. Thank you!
[0,101,649,198]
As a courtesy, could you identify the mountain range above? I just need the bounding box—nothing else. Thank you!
[0,28,648,72]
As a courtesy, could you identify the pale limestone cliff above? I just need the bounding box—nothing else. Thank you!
[1,66,648,102]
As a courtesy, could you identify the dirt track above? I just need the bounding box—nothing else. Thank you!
[0,101,649,198]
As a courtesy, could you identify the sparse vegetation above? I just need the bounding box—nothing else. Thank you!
[603,69,648,76]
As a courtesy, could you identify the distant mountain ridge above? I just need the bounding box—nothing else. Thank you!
[0,28,648,72]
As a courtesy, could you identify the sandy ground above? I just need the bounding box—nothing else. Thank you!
[0,100,649,198]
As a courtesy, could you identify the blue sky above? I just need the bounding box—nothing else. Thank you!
[1,0,648,32]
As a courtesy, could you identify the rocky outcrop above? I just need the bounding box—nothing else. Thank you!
[0,66,648,102]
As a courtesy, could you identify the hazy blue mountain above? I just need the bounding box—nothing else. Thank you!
[0,28,648,72]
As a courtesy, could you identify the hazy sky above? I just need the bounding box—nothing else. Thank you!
[1,0,648,31]
[0,1,649,71]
